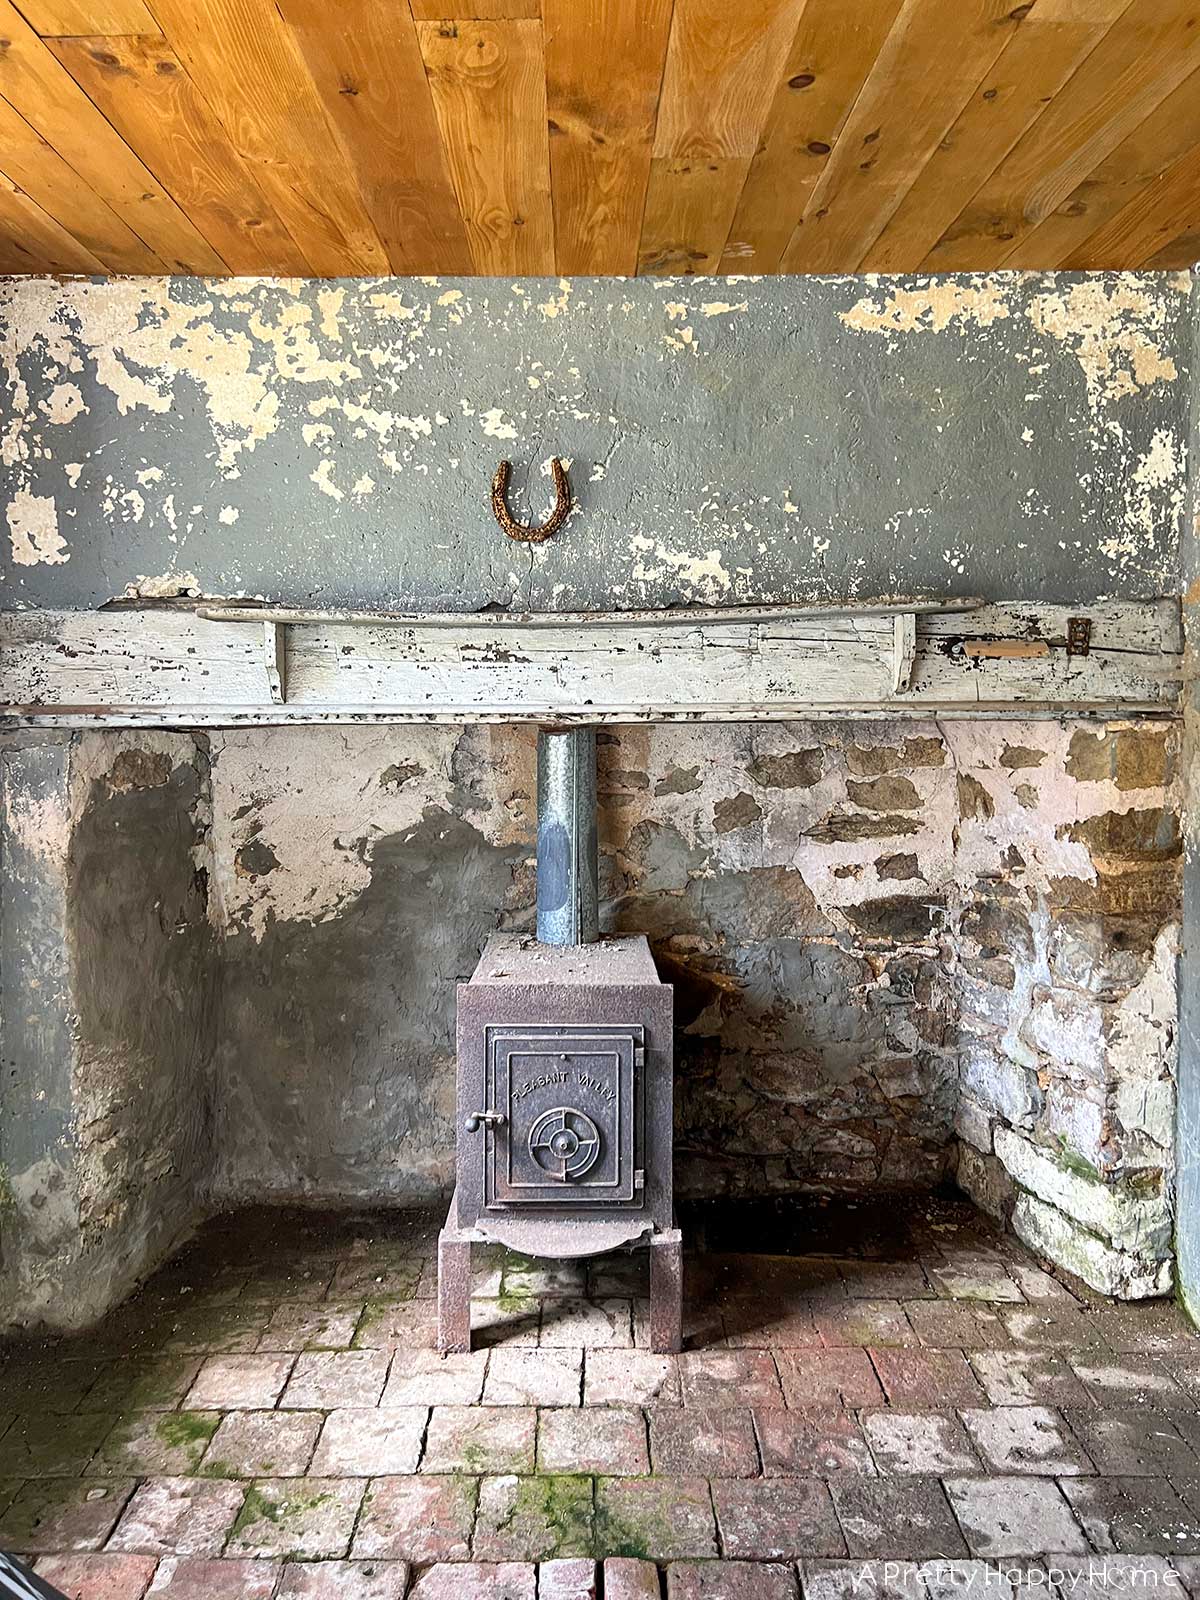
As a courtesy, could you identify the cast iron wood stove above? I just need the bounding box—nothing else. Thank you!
[438,727,682,1353]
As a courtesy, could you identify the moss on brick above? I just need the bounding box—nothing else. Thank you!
[233,1485,285,1532]
[155,1411,218,1451]
[594,1487,677,1561]
[510,1474,593,1556]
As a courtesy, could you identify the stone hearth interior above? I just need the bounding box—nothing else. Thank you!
[0,713,1179,1334]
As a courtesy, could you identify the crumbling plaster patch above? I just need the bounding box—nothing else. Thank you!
[841,272,1183,409]
[6,488,67,567]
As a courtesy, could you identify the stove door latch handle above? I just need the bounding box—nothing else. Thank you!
[464,1110,506,1133]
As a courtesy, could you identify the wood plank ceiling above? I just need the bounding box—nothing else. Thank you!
[0,0,1197,278]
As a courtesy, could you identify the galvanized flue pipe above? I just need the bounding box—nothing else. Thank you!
[535,727,598,946]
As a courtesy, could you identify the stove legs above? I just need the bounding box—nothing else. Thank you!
[650,1226,683,1354]
[438,1230,472,1354]
[437,1200,682,1356]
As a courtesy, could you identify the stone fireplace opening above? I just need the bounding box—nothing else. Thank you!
[0,706,1191,1590]
[0,711,1179,1330]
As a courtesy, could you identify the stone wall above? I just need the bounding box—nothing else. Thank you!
[207,721,962,1206]
[0,713,1182,1329]
[205,717,1179,1301]
[950,723,1181,1297]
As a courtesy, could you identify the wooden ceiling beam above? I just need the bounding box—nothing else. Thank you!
[13,0,157,34]
[409,0,539,17]
[1006,63,1200,267]
[0,0,1194,277]
[1143,224,1200,270]
[1065,141,1200,269]
[0,168,105,269]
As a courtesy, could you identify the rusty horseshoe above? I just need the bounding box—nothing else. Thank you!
[490,458,571,543]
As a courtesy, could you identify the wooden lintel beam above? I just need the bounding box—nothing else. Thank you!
[1,598,1182,729]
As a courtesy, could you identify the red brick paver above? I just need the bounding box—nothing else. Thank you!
[275,1559,411,1597]
[146,1556,280,1596]
[35,1552,158,1599]
[408,1563,535,1598]
[108,1479,246,1557]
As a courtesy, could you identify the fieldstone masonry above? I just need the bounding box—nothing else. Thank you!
[952,723,1181,1298]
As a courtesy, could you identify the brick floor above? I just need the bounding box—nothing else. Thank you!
[3,1194,1200,1593]
[34,1551,158,1599]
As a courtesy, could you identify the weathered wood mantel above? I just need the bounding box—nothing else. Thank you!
[0,597,1182,729]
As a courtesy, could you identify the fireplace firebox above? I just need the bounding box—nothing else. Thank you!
[437,728,681,1353]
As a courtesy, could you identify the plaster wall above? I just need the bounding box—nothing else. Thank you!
[0,732,217,1327]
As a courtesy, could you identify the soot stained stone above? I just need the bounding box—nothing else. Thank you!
[842,896,944,943]
[235,838,281,877]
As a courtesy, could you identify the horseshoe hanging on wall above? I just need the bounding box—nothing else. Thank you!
[491,458,571,543]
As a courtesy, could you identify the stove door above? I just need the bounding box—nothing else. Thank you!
[483,1023,642,1208]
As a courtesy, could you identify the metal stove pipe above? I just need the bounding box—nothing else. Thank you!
[536,727,598,946]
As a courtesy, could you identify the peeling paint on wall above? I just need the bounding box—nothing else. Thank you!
[0,272,1189,610]
[7,488,67,567]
